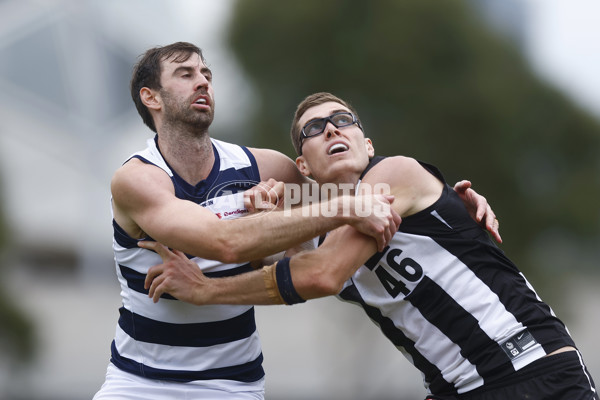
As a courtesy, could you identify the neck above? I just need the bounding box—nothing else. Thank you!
[156,126,214,186]
[315,175,360,200]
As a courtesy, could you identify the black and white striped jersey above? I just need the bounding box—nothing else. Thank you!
[338,157,575,396]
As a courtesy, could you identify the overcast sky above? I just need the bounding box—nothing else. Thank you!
[523,0,600,118]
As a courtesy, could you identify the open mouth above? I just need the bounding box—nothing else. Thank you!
[194,97,208,105]
[328,143,349,155]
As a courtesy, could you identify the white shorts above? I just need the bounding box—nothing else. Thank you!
[93,363,265,400]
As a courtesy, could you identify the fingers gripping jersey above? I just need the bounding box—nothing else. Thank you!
[338,158,575,396]
[109,137,265,391]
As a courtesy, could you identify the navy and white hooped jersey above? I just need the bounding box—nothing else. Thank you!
[338,157,575,396]
[109,136,264,391]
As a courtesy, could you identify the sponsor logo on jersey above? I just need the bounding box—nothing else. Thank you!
[201,190,249,220]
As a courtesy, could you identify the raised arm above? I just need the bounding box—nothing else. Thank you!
[112,157,398,264]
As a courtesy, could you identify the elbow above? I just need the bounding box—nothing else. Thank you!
[205,221,256,264]
[302,266,345,298]
[218,249,241,265]
[207,236,243,264]
[314,279,344,297]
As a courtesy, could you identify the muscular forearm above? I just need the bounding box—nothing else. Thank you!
[142,227,374,307]
[199,258,324,306]
[200,268,279,305]
[175,198,355,264]
[215,203,344,263]
[209,193,396,263]
[141,198,343,265]
[290,226,376,300]
[203,231,371,306]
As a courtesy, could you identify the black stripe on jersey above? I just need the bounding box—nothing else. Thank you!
[119,264,176,300]
[117,307,257,347]
[359,157,445,184]
[416,189,575,355]
[441,243,576,354]
[119,263,254,299]
[359,156,386,180]
[408,276,514,380]
[203,263,254,278]
[113,219,144,249]
[110,340,265,383]
[339,284,457,395]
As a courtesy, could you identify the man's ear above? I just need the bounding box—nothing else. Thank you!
[140,87,161,110]
[295,156,312,177]
[365,138,375,158]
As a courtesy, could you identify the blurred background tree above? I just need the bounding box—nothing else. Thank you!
[228,0,600,302]
[0,177,35,366]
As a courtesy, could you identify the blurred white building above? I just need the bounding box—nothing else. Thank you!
[0,0,251,270]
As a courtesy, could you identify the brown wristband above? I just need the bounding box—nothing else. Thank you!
[262,262,286,304]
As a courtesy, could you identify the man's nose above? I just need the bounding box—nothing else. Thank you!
[325,122,341,138]
[194,74,210,91]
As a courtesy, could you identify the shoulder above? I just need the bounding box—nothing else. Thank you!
[111,158,176,237]
[248,147,309,184]
[364,156,430,183]
[247,147,290,164]
[111,158,174,205]
[363,156,444,217]
[212,139,251,162]
[112,157,169,184]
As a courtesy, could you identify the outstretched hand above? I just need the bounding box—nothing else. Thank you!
[454,180,502,243]
[139,241,209,304]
